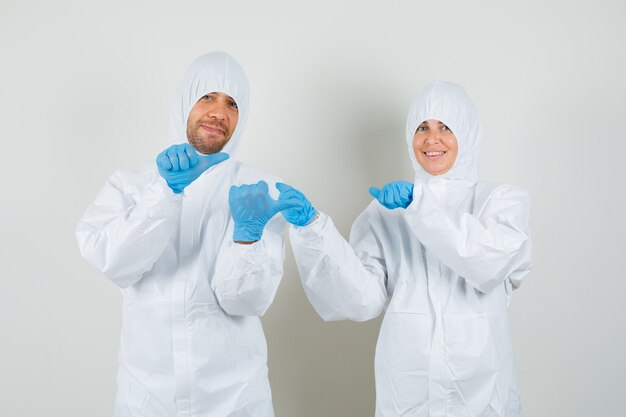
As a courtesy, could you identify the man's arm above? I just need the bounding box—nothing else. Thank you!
[76,144,229,288]
[75,168,182,288]
[211,214,287,316]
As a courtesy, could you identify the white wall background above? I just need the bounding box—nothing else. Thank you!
[1,0,625,416]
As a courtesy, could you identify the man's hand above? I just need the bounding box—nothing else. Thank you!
[229,181,299,243]
[156,143,229,194]
[369,180,414,209]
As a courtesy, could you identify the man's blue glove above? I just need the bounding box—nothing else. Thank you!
[156,143,229,194]
[369,180,414,209]
[275,182,317,226]
[229,181,299,242]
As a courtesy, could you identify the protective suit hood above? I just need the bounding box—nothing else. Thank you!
[405,81,481,184]
[168,51,250,157]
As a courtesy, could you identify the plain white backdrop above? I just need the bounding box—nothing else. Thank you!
[1,0,625,416]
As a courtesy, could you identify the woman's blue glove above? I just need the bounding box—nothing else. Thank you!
[229,181,299,242]
[156,143,229,194]
[275,182,317,226]
[369,180,414,209]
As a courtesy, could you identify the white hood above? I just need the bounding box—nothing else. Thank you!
[405,81,481,184]
[167,51,250,157]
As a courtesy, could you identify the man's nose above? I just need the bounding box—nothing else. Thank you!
[207,103,226,119]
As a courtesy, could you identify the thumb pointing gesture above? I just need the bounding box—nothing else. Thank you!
[156,143,229,194]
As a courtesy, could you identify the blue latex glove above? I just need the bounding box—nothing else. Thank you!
[275,182,317,226]
[229,181,299,242]
[369,180,414,209]
[156,143,229,194]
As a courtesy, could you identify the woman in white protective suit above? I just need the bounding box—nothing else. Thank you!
[275,81,532,417]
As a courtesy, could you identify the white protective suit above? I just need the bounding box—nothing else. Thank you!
[76,52,286,417]
[289,81,532,417]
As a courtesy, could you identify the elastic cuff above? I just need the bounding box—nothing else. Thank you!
[230,238,267,254]
[292,211,327,234]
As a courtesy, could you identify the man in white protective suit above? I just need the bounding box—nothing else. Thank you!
[270,81,533,417]
[76,52,293,417]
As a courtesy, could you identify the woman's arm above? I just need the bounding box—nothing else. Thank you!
[290,209,389,322]
[405,183,532,293]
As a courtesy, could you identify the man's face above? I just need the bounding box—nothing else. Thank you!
[412,119,459,176]
[186,92,239,154]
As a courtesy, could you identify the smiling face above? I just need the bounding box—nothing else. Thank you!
[186,92,239,154]
[412,119,459,176]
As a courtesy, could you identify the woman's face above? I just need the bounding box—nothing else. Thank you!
[412,119,458,176]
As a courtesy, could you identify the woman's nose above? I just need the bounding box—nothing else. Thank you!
[424,133,440,144]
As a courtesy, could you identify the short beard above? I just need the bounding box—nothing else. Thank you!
[187,125,231,155]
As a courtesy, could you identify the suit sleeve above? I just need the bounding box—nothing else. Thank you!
[289,209,389,322]
[75,168,182,288]
[211,214,288,316]
[405,183,532,293]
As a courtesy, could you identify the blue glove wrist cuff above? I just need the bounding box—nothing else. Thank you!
[233,224,263,242]
[293,206,317,227]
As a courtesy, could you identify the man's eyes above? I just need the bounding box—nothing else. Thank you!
[201,95,237,110]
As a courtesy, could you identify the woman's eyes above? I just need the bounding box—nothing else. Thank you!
[416,124,452,133]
